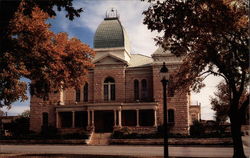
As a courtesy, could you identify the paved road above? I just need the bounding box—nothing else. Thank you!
[0,145,250,157]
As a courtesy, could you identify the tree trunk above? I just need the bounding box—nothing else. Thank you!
[230,113,246,158]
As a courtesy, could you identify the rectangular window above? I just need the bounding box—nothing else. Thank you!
[75,89,80,102]
[84,83,88,102]
[168,110,175,123]
[111,84,115,100]
[104,85,108,101]
[42,112,48,127]
[141,79,147,101]
[104,77,115,101]
[134,80,139,100]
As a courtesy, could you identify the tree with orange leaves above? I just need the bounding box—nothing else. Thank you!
[0,2,94,106]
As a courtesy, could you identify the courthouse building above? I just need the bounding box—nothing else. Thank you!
[30,10,197,134]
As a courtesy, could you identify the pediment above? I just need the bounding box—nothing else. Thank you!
[93,53,128,65]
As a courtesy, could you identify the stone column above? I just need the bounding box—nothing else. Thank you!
[114,110,117,127]
[154,109,157,127]
[59,89,64,105]
[72,111,75,128]
[56,112,59,128]
[118,109,122,127]
[136,109,140,127]
[87,110,90,126]
[91,110,95,127]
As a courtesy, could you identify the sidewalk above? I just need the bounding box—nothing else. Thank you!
[1,145,249,157]
[0,153,231,158]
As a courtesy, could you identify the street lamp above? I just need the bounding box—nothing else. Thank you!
[160,62,169,158]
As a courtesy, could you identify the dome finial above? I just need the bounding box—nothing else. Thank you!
[105,8,119,19]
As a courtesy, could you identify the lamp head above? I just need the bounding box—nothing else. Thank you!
[160,62,168,73]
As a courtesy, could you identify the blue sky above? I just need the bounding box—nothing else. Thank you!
[1,0,223,120]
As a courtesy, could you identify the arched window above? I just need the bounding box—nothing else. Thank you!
[168,109,175,123]
[75,89,80,102]
[134,80,139,100]
[141,79,147,100]
[42,112,48,127]
[104,77,115,101]
[83,83,88,102]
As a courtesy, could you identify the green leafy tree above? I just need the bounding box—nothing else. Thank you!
[143,0,249,157]
[0,0,95,107]
[0,109,4,116]
[190,120,205,137]
[211,82,248,133]
[211,82,231,125]
[19,110,30,118]
[9,116,30,137]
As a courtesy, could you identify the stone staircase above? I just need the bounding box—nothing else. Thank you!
[88,133,112,145]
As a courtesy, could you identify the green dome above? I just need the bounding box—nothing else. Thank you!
[94,18,130,50]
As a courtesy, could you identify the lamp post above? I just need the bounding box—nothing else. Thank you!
[160,62,169,158]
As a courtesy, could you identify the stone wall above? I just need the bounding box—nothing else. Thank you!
[113,126,157,134]
[30,103,56,133]
[93,64,126,103]
[110,138,233,145]
[0,139,86,144]
[125,67,153,102]
[152,64,190,135]
[189,104,201,125]
[30,93,58,133]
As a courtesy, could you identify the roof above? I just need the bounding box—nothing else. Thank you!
[128,54,153,68]
[152,47,183,64]
[94,18,131,52]
[152,47,172,55]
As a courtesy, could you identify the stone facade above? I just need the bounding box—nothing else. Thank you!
[189,103,201,125]
[30,10,199,135]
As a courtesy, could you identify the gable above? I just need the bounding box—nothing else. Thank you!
[94,55,127,65]
[93,53,128,65]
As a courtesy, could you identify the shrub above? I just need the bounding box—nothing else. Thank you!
[60,132,89,139]
[119,127,132,135]
[9,117,30,137]
[190,120,205,136]
[112,127,162,139]
[40,125,58,139]
[112,130,124,139]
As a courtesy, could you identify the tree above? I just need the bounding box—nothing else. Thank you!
[19,110,30,118]
[211,82,231,125]
[0,109,4,116]
[9,116,30,137]
[0,1,95,107]
[143,0,249,157]
[190,120,205,137]
[211,82,248,133]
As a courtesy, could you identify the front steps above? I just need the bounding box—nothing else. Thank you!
[88,133,112,145]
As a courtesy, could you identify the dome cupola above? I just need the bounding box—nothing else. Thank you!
[93,8,131,52]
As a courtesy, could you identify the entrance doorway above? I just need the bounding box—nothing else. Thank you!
[94,110,114,133]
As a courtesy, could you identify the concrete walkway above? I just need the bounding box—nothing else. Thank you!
[0,145,249,157]
[89,133,112,145]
